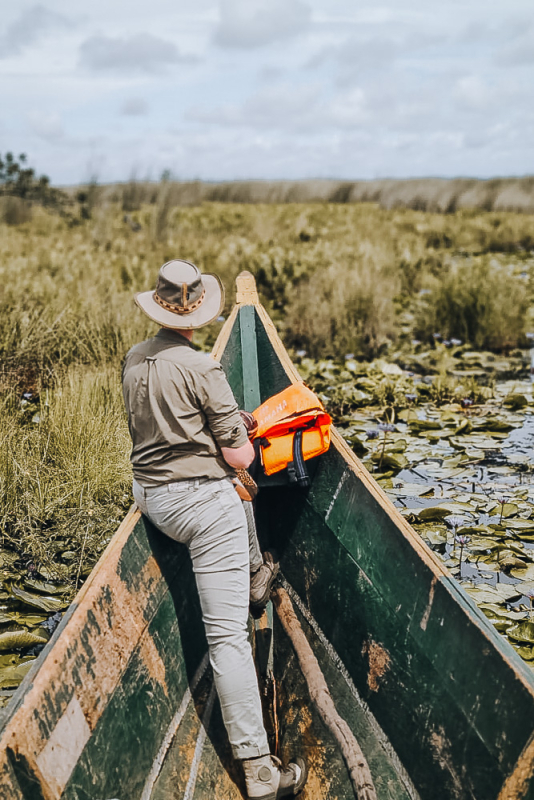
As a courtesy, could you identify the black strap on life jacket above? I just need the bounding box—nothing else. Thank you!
[286,430,310,487]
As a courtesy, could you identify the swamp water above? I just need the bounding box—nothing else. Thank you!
[321,360,534,670]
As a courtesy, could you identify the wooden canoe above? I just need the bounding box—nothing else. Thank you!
[1,271,534,800]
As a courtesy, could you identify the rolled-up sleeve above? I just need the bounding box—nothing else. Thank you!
[197,361,249,449]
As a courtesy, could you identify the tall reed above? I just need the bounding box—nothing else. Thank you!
[0,367,131,581]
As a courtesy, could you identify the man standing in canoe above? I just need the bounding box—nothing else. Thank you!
[122,260,307,800]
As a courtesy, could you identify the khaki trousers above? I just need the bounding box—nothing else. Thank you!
[133,476,269,760]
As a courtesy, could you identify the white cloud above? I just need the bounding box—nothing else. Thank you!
[2,0,534,183]
[187,81,370,132]
[453,76,492,111]
[328,87,368,126]
[496,27,534,66]
[0,4,74,58]
[27,111,64,141]
[120,97,149,116]
[309,36,402,72]
[187,82,320,129]
[214,0,311,49]
[79,33,192,74]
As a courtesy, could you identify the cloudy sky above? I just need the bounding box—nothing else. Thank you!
[0,0,533,184]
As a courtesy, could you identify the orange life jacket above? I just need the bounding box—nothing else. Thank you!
[252,383,331,484]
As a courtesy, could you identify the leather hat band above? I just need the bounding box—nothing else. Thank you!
[153,286,206,315]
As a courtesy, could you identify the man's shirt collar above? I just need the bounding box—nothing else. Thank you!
[154,328,195,348]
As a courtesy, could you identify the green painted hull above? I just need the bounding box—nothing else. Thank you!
[0,273,533,799]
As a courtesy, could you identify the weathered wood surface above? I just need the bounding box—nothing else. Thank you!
[272,585,378,800]
[0,509,210,799]
[0,505,409,799]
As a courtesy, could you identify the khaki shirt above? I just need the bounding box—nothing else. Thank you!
[122,329,248,486]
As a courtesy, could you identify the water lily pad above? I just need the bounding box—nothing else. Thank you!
[463,448,485,459]
[0,660,34,689]
[23,579,70,596]
[468,536,500,553]
[493,619,515,633]
[504,394,529,409]
[37,566,70,581]
[441,403,464,412]
[500,503,519,518]
[426,430,454,442]
[0,654,23,669]
[370,452,408,471]
[382,439,408,454]
[513,646,534,661]
[354,377,377,392]
[349,389,371,405]
[511,564,534,581]
[452,420,472,436]
[474,418,517,433]
[500,519,534,533]
[11,586,67,613]
[481,607,511,629]
[505,543,532,560]
[478,603,527,621]
[409,420,442,433]
[434,468,468,480]
[461,524,496,536]
[414,506,464,522]
[8,613,48,627]
[475,559,505,571]
[491,551,528,569]
[489,467,517,477]
[0,631,48,651]
[508,621,534,644]
[465,584,521,603]
[390,483,435,497]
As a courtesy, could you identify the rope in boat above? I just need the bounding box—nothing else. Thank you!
[272,586,378,800]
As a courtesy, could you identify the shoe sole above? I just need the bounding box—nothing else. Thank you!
[249,561,280,611]
[292,757,308,795]
[247,758,308,800]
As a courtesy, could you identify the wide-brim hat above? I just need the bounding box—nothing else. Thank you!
[134,260,224,330]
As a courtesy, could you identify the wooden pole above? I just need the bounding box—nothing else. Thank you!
[272,586,378,800]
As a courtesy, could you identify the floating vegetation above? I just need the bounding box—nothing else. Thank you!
[0,567,69,705]
[300,353,534,667]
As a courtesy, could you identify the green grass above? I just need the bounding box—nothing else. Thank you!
[0,366,131,583]
[413,258,530,350]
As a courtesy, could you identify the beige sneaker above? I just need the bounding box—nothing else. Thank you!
[242,754,307,800]
[250,552,279,612]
